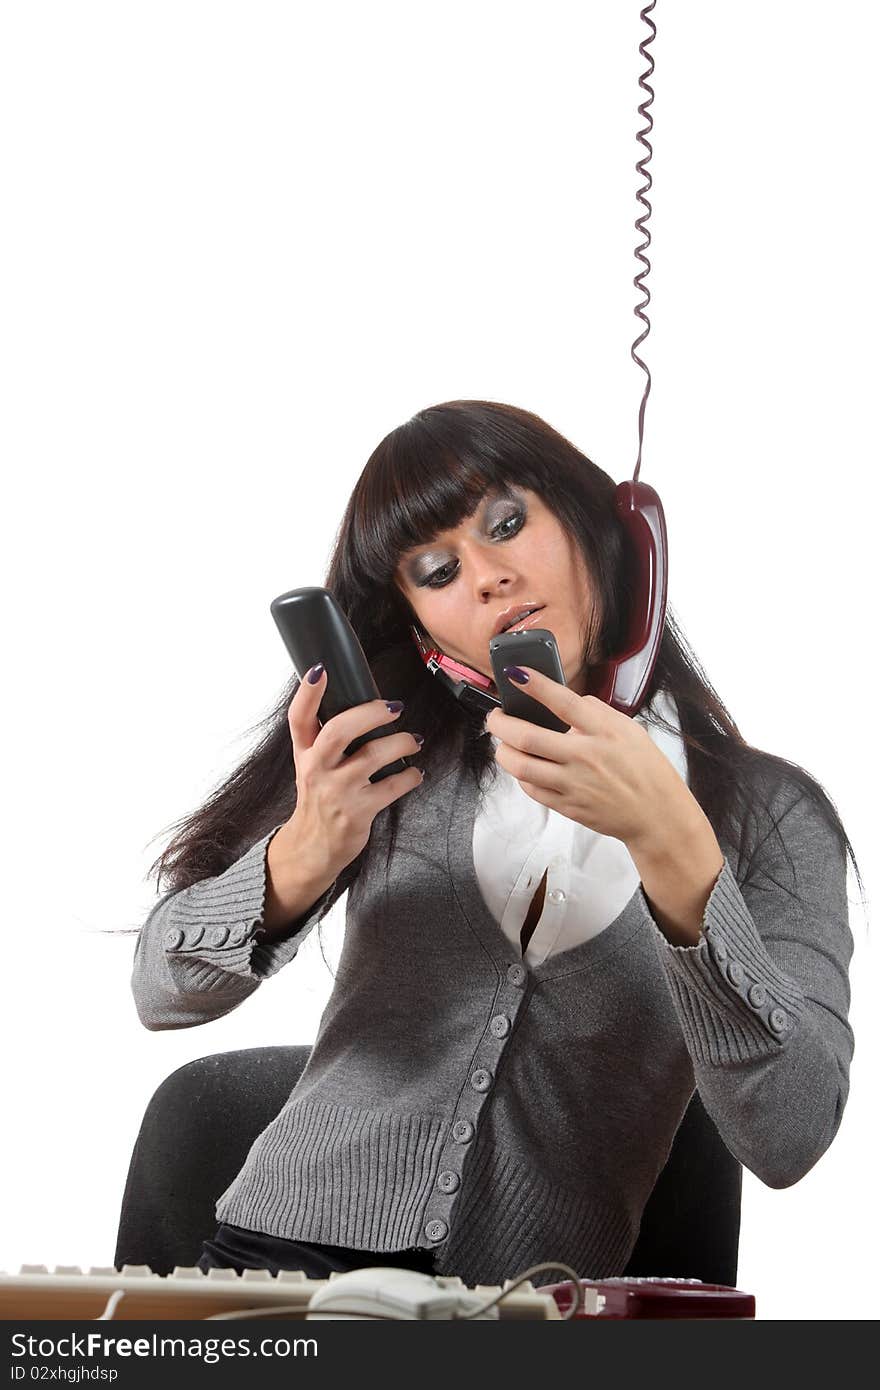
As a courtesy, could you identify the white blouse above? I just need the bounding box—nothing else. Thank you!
[473,689,690,967]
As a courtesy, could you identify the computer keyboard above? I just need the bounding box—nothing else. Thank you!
[0,1264,562,1320]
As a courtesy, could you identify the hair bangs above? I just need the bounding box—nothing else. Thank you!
[348,423,524,587]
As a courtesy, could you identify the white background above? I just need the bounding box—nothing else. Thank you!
[1,1,876,1320]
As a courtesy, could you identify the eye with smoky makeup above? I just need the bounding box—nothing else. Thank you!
[406,501,527,590]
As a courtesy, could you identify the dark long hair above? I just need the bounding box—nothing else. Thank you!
[143,400,866,933]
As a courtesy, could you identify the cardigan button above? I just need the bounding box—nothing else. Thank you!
[209,925,230,946]
[437,1171,460,1194]
[711,939,728,965]
[507,963,527,988]
[452,1120,474,1144]
[769,1008,789,1034]
[184,925,205,947]
[490,1014,510,1039]
[726,960,744,987]
[747,983,767,1009]
[425,1219,448,1243]
[470,1068,493,1093]
[547,889,566,906]
[164,928,184,950]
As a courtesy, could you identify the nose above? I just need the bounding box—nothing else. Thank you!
[467,541,518,602]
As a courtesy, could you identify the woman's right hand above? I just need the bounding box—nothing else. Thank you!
[265,664,424,926]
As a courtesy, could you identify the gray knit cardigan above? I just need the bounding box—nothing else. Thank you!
[131,758,854,1288]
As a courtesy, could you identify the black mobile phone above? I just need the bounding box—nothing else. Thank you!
[489,629,570,733]
[269,586,409,783]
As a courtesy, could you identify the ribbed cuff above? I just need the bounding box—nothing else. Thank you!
[649,857,806,1065]
[250,878,341,978]
[162,825,334,984]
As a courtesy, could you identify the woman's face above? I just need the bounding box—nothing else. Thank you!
[394,485,598,693]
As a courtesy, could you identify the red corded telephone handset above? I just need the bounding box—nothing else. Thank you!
[411,479,668,720]
[583,479,668,715]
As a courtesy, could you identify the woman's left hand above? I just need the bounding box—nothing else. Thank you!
[484,667,692,849]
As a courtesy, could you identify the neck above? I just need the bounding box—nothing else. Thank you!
[569,664,589,696]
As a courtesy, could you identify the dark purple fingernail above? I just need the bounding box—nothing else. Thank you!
[386,699,404,713]
[307,663,324,684]
[503,665,529,684]
[413,733,425,747]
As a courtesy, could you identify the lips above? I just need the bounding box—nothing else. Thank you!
[492,604,545,637]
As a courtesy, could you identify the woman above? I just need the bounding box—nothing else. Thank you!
[132,399,860,1287]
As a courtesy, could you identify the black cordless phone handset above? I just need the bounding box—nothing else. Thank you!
[270,587,409,783]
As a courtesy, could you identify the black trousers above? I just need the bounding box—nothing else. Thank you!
[197,1222,438,1280]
